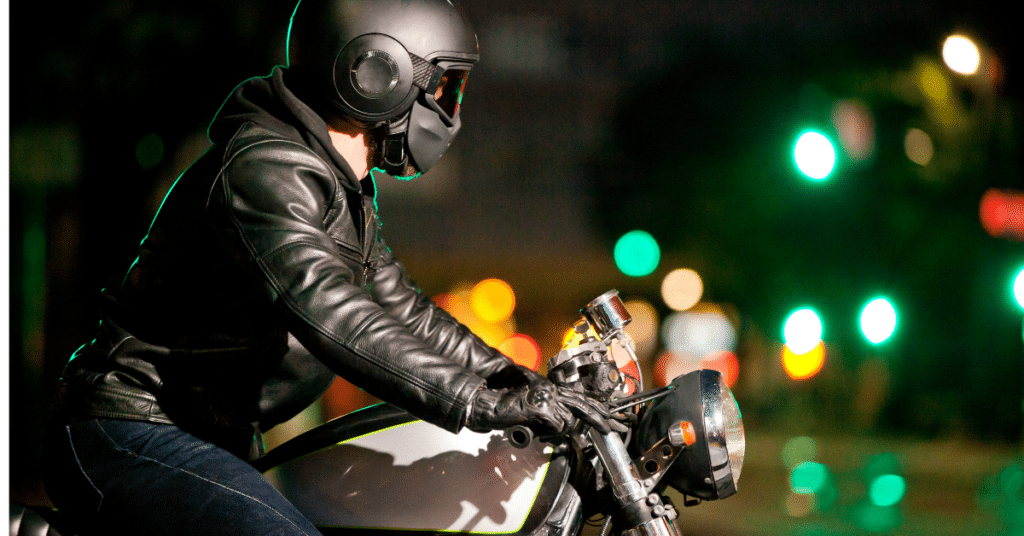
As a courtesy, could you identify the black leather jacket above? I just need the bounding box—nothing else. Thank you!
[52,67,512,448]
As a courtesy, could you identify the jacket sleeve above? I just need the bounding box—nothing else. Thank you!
[368,254,515,380]
[207,135,485,433]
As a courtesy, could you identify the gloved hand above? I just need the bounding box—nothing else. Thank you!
[466,365,613,437]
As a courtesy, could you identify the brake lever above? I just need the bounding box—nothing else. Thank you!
[608,385,675,413]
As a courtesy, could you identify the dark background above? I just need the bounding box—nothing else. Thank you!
[7,0,1024,533]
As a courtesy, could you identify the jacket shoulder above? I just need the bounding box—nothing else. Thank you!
[224,122,328,170]
[215,121,340,201]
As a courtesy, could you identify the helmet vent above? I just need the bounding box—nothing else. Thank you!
[351,50,400,99]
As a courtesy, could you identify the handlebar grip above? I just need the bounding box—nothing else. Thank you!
[505,425,533,449]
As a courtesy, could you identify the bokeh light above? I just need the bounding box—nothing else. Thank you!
[904,128,934,166]
[783,308,823,354]
[434,287,474,324]
[499,334,542,371]
[785,492,815,517]
[979,189,1024,238]
[653,352,702,387]
[623,299,659,359]
[435,284,514,347]
[790,461,830,495]
[917,61,953,105]
[661,268,703,311]
[1014,268,1024,310]
[794,131,837,180]
[782,436,818,470]
[853,503,902,532]
[468,321,513,348]
[614,230,661,277]
[470,278,516,323]
[701,351,739,388]
[942,35,981,75]
[782,342,826,380]
[831,99,875,162]
[860,297,897,344]
[869,474,907,507]
[662,309,737,357]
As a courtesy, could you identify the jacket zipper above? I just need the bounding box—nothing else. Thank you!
[361,200,376,284]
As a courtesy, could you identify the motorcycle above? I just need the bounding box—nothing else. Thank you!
[251,290,746,536]
[10,290,744,536]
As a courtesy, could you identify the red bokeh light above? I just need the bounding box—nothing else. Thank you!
[701,351,740,387]
[980,188,1024,240]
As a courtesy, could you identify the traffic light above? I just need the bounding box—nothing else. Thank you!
[793,131,837,180]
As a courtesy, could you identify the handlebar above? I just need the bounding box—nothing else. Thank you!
[505,425,534,449]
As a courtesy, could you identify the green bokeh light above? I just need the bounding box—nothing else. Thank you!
[614,230,660,277]
[854,502,902,532]
[794,131,836,180]
[869,474,907,506]
[136,133,165,170]
[860,297,897,344]
[790,461,830,495]
[1013,268,1024,310]
[782,436,818,470]
[784,308,823,354]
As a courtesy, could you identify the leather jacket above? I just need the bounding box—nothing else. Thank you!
[52,67,513,449]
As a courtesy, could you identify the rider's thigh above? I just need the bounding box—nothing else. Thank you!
[46,418,322,536]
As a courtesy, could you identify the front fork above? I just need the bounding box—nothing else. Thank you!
[587,429,682,536]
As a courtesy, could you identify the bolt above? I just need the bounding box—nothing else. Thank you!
[704,477,713,485]
[647,494,660,506]
[652,505,665,517]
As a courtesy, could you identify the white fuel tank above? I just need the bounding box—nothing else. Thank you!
[260,404,571,535]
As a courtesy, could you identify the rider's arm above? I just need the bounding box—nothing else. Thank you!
[367,255,516,381]
[207,133,485,433]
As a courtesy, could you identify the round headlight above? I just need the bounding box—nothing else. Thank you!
[632,369,746,501]
[704,370,745,490]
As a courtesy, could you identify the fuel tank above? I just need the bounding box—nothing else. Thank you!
[255,404,580,535]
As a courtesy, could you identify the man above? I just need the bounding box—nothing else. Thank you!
[42,1,611,534]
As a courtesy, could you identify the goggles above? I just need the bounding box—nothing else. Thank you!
[409,54,471,126]
[433,68,469,118]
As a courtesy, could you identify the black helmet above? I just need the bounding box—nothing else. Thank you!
[287,0,479,176]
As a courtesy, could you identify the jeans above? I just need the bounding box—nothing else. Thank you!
[42,418,323,536]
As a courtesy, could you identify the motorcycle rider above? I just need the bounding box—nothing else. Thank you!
[41,0,612,534]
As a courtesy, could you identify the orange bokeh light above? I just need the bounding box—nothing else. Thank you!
[782,342,826,380]
[470,278,516,323]
[499,334,542,371]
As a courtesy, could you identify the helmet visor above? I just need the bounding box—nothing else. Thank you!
[434,68,469,118]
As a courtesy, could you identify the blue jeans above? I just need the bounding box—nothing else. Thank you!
[42,418,322,536]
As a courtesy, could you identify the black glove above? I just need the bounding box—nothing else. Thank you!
[466,365,613,436]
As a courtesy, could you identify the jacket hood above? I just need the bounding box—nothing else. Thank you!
[208,66,363,192]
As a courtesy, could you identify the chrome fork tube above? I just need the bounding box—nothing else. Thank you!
[587,428,646,504]
[587,429,683,536]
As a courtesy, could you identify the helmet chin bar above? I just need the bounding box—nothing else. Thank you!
[406,97,461,175]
